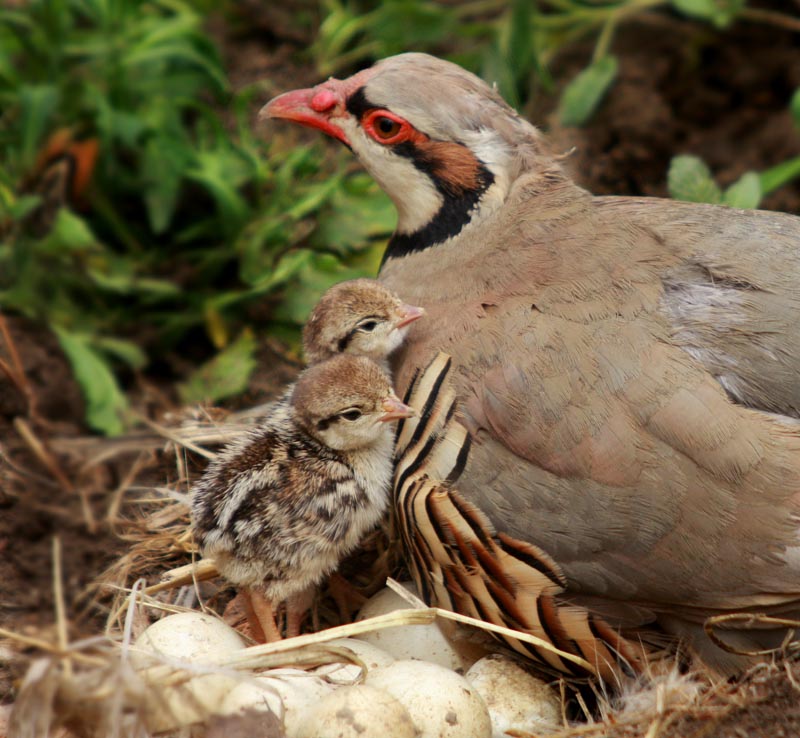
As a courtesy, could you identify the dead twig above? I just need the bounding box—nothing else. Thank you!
[704,613,800,656]
[14,417,97,532]
[0,312,39,420]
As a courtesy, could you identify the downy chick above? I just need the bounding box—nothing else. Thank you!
[303,278,424,370]
[191,355,413,641]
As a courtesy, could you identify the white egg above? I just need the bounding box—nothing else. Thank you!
[129,611,246,668]
[356,585,474,671]
[130,612,246,733]
[366,659,491,738]
[218,668,334,738]
[466,654,562,736]
[312,637,396,685]
[296,684,417,738]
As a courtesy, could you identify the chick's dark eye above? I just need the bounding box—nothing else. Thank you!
[358,320,379,332]
[340,409,362,421]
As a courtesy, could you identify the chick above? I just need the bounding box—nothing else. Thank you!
[303,278,424,369]
[191,355,414,641]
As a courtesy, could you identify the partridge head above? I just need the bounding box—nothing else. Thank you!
[191,354,413,641]
[303,278,424,368]
[264,54,800,677]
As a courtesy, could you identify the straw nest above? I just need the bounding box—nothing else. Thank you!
[3,400,800,738]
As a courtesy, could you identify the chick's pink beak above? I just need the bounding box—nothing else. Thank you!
[260,86,350,146]
[379,395,415,422]
[396,304,425,329]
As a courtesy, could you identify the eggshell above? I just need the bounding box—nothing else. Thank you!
[218,668,334,737]
[355,585,471,671]
[129,611,246,669]
[366,659,491,738]
[466,654,561,736]
[130,612,246,733]
[312,637,396,685]
[296,684,417,738]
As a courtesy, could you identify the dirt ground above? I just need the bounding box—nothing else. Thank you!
[2,3,800,736]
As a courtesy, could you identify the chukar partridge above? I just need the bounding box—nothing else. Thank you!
[191,355,413,641]
[191,279,420,640]
[303,277,424,368]
[263,52,800,677]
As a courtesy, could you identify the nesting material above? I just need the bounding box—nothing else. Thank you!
[14,375,799,738]
[311,637,395,685]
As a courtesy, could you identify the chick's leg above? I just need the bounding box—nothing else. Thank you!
[247,587,283,642]
[328,572,368,623]
[285,586,315,638]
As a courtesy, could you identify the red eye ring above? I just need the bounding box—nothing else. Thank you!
[362,109,417,145]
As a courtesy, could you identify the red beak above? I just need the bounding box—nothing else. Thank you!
[260,87,350,146]
[396,304,425,329]
[379,395,415,422]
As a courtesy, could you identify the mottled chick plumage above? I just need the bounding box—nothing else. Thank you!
[303,278,424,368]
[191,355,411,622]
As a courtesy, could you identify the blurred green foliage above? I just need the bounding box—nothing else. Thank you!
[0,0,392,433]
[314,0,760,125]
[668,96,800,209]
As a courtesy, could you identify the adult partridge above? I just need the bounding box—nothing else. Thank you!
[262,53,800,677]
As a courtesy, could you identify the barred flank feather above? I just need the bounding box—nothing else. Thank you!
[394,352,651,683]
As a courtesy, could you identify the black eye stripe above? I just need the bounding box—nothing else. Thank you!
[337,316,384,351]
[337,329,357,353]
[346,87,373,118]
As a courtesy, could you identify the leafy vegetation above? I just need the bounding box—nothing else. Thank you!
[0,0,391,433]
[315,0,796,124]
[668,91,800,209]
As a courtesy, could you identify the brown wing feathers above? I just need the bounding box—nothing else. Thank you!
[394,352,652,681]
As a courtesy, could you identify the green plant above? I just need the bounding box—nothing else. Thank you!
[668,88,800,209]
[314,0,800,125]
[0,0,393,434]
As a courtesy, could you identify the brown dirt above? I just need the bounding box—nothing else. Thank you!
[1,2,799,734]
[543,8,800,214]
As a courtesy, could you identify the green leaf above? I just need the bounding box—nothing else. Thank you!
[249,249,312,293]
[91,335,147,369]
[558,56,618,127]
[312,175,395,253]
[178,330,257,405]
[670,0,746,28]
[19,84,59,165]
[667,155,723,204]
[4,194,42,221]
[142,134,189,233]
[273,251,370,326]
[723,171,761,209]
[39,210,98,254]
[53,327,128,436]
[759,156,800,197]
[790,87,800,129]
